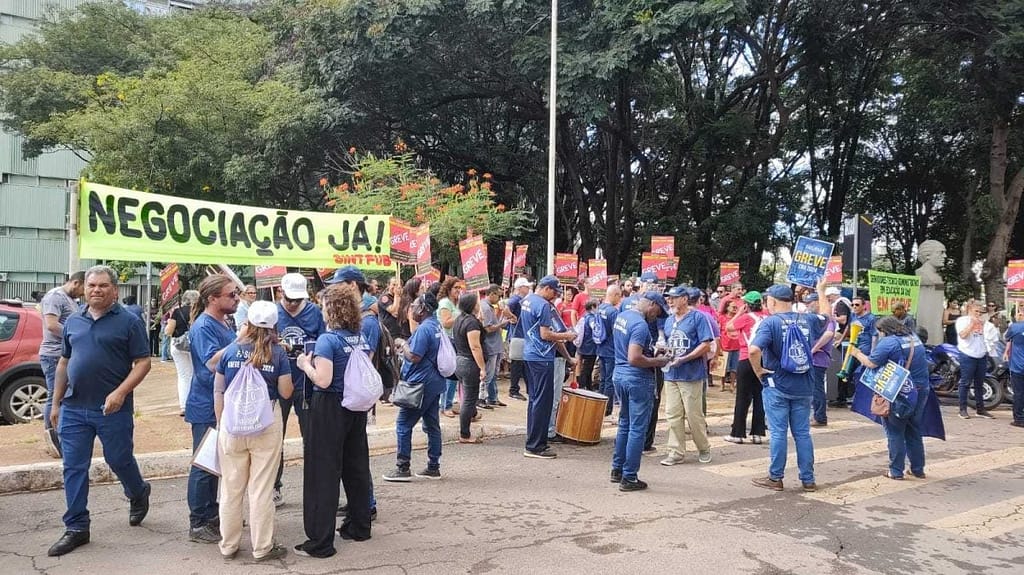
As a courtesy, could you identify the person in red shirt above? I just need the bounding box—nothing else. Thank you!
[571,282,589,322]
[718,299,742,392]
[724,291,768,444]
[718,283,745,316]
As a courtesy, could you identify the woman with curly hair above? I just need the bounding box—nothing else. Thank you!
[294,283,372,558]
[436,277,465,417]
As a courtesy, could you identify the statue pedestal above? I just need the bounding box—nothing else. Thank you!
[918,284,944,345]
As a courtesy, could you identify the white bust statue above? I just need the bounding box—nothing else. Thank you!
[916,240,946,287]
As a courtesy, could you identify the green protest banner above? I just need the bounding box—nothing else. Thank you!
[79,181,392,270]
[868,270,920,315]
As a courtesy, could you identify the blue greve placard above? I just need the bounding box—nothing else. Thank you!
[787,236,835,288]
[860,360,910,403]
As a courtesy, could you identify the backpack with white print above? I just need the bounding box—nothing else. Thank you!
[222,363,274,436]
[779,314,812,374]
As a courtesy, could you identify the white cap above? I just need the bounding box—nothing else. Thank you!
[281,273,308,299]
[825,287,841,296]
[513,277,533,289]
[247,300,278,328]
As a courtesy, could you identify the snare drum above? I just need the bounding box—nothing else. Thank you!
[555,388,608,444]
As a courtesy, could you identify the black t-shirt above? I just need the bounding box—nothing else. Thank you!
[453,314,483,358]
[171,307,191,338]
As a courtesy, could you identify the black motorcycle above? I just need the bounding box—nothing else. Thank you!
[926,342,1004,410]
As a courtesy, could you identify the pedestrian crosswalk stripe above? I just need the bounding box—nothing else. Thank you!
[804,446,1024,505]
[925,495,1024,539]
[703,439,889,477]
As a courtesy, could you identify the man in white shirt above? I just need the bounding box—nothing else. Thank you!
[955,301,996,419]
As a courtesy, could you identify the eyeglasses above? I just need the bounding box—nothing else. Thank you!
[851,303,862,307]
[284,296,303,304]
[219,290,239,299]
[244,291,256,296]
[987,303,996,307]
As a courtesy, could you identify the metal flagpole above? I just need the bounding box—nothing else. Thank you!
[545,0,558,276]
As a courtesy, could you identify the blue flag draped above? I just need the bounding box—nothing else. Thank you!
[851,378,947,440]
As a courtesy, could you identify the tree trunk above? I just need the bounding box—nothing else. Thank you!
[980,118,1024,307]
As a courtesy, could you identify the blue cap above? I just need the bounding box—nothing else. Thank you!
[640,271,658,283]
[666,285,688,298]
[685,287,704,301]
[326,265,365,285]
[641,291,670,318]
[764,284,793,302]
[537,275,562,293]
[804,292,819,303]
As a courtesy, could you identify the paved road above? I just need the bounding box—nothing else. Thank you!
[1,406,1021,574]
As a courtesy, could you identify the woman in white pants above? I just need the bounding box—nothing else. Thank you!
[165,290,199,414]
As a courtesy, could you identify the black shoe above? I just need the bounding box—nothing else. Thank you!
[828,400,848,408]
[382,466,412,482]
[619,478,648,492]
[477,400,493,410]
[610,469,622,483]
[47,530,89,557]
[1011,421,1024,428]
[487,400,508,407]
[189,524,221,543]
[547,434,567,444]
[337,526,372,541]
[523,449,557,459]
[129,482,151,526]
[959,408,970,419]
[976,410,994,419]
[254,543,288,562]
[510,393,527,401]
[415,467,442,479]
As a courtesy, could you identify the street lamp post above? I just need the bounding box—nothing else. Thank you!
[545,0,558,275]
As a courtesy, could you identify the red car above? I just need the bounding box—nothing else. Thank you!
[0,299,45,424]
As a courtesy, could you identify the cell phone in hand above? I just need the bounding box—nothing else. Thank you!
[303,341,316,355]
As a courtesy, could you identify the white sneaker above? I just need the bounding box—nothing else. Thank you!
[723,435,745,444]
[660,454,685,466]
[697,451,713,464]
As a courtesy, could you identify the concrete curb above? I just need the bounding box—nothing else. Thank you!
[0,422,527,495]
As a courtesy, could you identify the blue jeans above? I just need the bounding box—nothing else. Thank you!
[525,361,555,453]
[484,354,500,403]
[59,404,147,531]
[611,376,654,481]
[160,332,171,360]
[958,354,987,410]
[762,386,815,484]
[188,422,219,528]
[396,389,442,470]
[1011,372,1024,423]
[811,366,827,423]
[41,355,59,430]
[442,378,458,411]
[883,385,928,478]
[598,356,616,414]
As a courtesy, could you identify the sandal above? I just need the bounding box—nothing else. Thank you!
[883,472,904,480]
[458,437,482,444]
[441,410,456,418]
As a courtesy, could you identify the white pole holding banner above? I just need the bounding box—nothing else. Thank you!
[68,182,80,276]
[545,0,558,276]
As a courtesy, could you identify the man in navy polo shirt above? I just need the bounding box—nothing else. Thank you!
[521,275,576,459]
[659,286,715,466]
[610,292,671,491]
[749,283,827,493]
[506,277,533,401]
[47,265,152,557]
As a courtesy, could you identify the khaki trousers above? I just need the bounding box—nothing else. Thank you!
[664,380,710,457]
[218,403,283,558]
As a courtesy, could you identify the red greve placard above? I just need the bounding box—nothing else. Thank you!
[719,262,740,286]
[665,257,679,282]
[459,235,489,291]
[579,260,588,280]
[641,252,658,277]
[826,256,843,284]
[586,259,608,297]
[389,218,416,265]
[1008,260,1024,297]
[651,235,674,257]
[514,245,528,273]
[159,263,180,311]
[414,224,432,277]
[254,265,288,288]
[501,241,514,288]
[554,253,578,285]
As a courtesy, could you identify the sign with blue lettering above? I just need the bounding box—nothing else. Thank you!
[786,236,835,288]
[859,360,911,403]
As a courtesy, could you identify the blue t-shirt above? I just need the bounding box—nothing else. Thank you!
[868,335,928,387]
[596,302,619,358]
[506,294,524,340]
[577,312,600,356]
[620,295,639,313]
[361,312,381,353]
[313,329,369,396]
[613,309,655,383]
[61,303,149,412]
[186,313,237,423]
[400,316,447,395]
[1007,322,1024,374]
[750,311,824,397]
[663,310,714,382]
[277,301,326,393]
[853,312,877,354]
[521,293,561,362]
[216,342,292,401]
